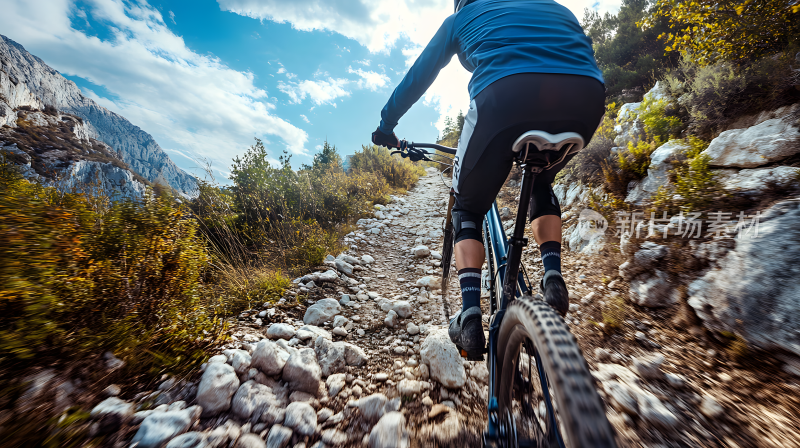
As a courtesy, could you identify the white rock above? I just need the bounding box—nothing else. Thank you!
[415,276,441,290]
[231,380,276,419]
[361,255,375,264]
[196,362,240,417]
[267,323,295,340]
[303,298,341,326]
[406,323,420,335]
[130,406,201,448]
[704,115,800,168]
[315,337,346,377]
[384,310,399,328]
[343,343,369,366]
[282,348,322,395]
[397,379,422,395]
[296,325,332,342]
[316,269,339,283]
[715,166,800,195]
[332,315,349,329]
[326,374,347,398]
[251,339,288,376]
[602,380,638,415]
[284,402,317,436]
[332,327,347,337]
[369,412,409,448]
[357,393,388,422]
[208,355,227,364]
[392,301,413,319]
[236,433,266,448]
[431,251,442,260]
[470,363,489,384]
[420,329,466,389]
[165,432,206,448]
[265,425,292,448]
[412,245,431,258]
[90,397,134,428]
[335,259,355,276]
[230,350,252,376]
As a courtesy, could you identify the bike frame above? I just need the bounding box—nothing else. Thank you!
[483,162,541,441]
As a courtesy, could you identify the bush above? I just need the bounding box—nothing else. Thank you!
[663,52,800,139]
[0,160,222,374]
[652,136,720,212]
[348,145,425,191]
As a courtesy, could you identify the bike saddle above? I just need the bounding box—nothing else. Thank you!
[511,130,585,170]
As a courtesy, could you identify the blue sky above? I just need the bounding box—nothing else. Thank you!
[0,0,618,182]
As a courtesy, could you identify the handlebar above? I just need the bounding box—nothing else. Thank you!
[389,140,457,165]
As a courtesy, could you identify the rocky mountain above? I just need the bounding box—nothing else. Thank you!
[0,34,197,197]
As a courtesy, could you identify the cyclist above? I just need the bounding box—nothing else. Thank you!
[372,0,605,358]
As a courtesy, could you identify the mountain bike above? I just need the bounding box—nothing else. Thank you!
[392,133,616,448]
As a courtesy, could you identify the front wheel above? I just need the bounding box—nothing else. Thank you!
[496,299,617,448]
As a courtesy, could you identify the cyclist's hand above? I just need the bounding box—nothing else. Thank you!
[372,127,400,148]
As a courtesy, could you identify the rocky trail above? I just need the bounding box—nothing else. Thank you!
[84,168,800,448]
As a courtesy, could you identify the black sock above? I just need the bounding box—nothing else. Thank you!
[539,241,561,274]
[458,267,482,311]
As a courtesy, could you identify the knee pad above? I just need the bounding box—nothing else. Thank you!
[452,210,484,244]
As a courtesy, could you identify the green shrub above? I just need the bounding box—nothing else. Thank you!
[663,52,800,139]
[637,97,683,143]
[348,145,425,190]
[0,161,222,374]
[652,136,720,212]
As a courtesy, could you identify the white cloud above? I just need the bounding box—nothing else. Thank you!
[219,0,620,132]
[279,78,351,105]
[347,67,389,91]
[354,59,371,66]
[0,0,309,180]
[168,10,176,24]
[300,114,310,123]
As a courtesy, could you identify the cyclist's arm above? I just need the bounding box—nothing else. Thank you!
[379,15,458,135]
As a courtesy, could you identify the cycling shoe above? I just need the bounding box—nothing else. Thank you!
[448,306,486,360]
[540,270,569,317]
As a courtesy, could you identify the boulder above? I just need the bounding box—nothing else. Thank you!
[361,255,375,264]
[230,350,252,376]
[625,139,689,204]
[265,425,292,448]
[368,412,409,448]
[629,270,679,307]
[384,310,398,328]
[266,324,295,340]
[165,432,206,448]
[391,301,413,319]
[130,406,201,448]
[283,402,317,437]
[282,348,322,395]
[703,115,800,168]
[415,276,441,290]
[251,339,288,376]
[714,166,800,195]
[295,325,332,342]
[613,102,645,148]
[412,245,431,258]
[314,337,346,377]
[357,393,388,422]
[325,373,346,398]
[90,397,134,432]
[335,259,354,276]
[343,343,369,366]
[231,380,276,420]
[419,329,466,389]
[196,362,239,417]
[687,198,800,357]
[303,299,341,326]
[236,434,266,448]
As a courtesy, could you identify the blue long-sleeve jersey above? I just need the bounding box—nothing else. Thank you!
[379,0,604,134]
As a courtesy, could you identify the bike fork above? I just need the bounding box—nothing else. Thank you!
[484,163,539,447]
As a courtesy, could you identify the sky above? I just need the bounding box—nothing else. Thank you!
[0,0,619,182]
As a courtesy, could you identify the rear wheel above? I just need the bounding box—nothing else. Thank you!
[496,299,616,448]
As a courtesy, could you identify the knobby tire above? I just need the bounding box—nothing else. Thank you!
[496,299,617,448]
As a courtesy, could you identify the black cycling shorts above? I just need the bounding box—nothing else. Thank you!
[452,72,605,222]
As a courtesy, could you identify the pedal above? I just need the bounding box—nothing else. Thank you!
[460,348,487,361]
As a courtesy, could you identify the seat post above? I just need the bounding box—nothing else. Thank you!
[500,163,540,308]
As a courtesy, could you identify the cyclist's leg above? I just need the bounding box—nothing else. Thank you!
[465,73,605,316]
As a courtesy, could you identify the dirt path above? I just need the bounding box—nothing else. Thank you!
[103,168,799,448]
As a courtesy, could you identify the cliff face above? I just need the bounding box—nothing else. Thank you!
[0,34,197,197]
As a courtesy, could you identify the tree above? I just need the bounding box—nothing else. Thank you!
[304,139,342,172]
[645,0,800,65]
[582,0,676,97]
[436,110,465,148]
